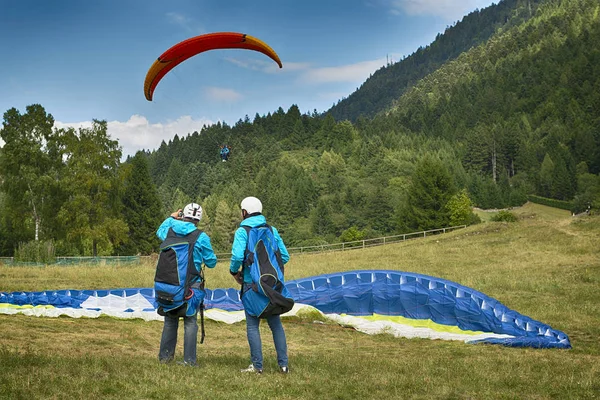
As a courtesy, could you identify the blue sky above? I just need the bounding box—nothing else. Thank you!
[1,0,496,156]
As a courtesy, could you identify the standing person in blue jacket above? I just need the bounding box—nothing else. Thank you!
[230,196,291,374]
[156,203,217,367]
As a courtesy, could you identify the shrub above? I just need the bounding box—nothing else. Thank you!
[340,226,366,243]
[446,189,483,226]
[491,210,518,222]
[468,212,482,225]
[14,240,56,264]
[527,195,573,211]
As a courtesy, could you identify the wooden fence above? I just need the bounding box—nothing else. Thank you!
[0,225,467,265]
[214,225,467,258]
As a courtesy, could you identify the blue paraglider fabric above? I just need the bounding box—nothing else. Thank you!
[0,270,570,349]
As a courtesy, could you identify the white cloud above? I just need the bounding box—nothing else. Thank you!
[227,54,394,85]
[318,91,349,101]
[205,87,243,102]
[225,57,310,74]
[301,58,387,84]
[54,115,214,158]
[388,0,495,21]
[166,12,203,34]
[279,61,314,72]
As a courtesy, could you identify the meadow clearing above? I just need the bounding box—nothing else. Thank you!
[0,203,598,399]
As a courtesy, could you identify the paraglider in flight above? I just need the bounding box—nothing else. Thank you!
[144,32,283,101]
[220,145,231,162]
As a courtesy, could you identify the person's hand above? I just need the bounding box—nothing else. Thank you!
[233,271,244,285]
[171,209,183,220]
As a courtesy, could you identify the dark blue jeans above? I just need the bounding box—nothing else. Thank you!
[243,283,288,370]
[158,313,198,365]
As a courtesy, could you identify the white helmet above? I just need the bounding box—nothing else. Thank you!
[183,203,203,221]
[241,196,262,214]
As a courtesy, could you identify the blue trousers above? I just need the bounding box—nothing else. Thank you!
[245,309,288,370]
[158,313,198,365]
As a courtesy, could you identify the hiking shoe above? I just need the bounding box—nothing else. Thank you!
[176,361,197,367]
[279,366,289,374]
[241,364,263,374]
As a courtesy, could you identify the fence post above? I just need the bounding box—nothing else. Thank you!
[383,237,386,245]
[362,240,365,249]
[424,231,426,237]
[342,243,345,251]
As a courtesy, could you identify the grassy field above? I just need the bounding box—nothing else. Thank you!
[1,202,599,399]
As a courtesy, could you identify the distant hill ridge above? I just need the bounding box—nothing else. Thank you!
[327,0,542,122]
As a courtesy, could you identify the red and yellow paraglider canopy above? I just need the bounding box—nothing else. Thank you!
[144,32,283,101]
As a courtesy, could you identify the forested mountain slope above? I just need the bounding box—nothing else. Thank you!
[380,0,600,198]
[327,0,543,122]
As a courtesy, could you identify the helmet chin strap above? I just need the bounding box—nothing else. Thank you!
[183,217,199,224]
[243,211,261,220]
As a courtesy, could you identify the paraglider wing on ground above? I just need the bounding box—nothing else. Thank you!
[0,270,571,349]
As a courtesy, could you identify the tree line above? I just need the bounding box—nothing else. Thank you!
[0,104,481,258]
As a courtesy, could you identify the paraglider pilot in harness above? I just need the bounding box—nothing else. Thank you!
[220,145,231,162]
[154,203,217,366]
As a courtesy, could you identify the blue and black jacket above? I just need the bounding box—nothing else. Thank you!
[229,214,289,283]
[157,217,218,277]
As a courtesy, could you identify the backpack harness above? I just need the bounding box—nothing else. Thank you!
[154,227,206,343]
[240,224,295,318]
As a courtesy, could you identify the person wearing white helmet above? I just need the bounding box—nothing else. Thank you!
[220,145,231,162]
[230,196,291,374]
[155,202,217,367]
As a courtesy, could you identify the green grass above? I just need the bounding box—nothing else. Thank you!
[473,208,499,222]
[473,201,571,223]
[1,203,599,399]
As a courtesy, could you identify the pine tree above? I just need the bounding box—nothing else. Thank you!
[364,187,394,233]
[312,198,335,237]
[552,157,573,200]
[119,152,163,255]
[404,156,457,231]
[211,200,239,252]
[539,153,555,197]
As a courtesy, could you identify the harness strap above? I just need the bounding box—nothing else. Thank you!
[183,229,202,297]
[241,225,271,294]
[242,224,284,276]
[199,302,205,344]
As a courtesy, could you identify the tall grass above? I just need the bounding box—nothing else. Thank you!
[14,239,56,264]
[1,203,599,399]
